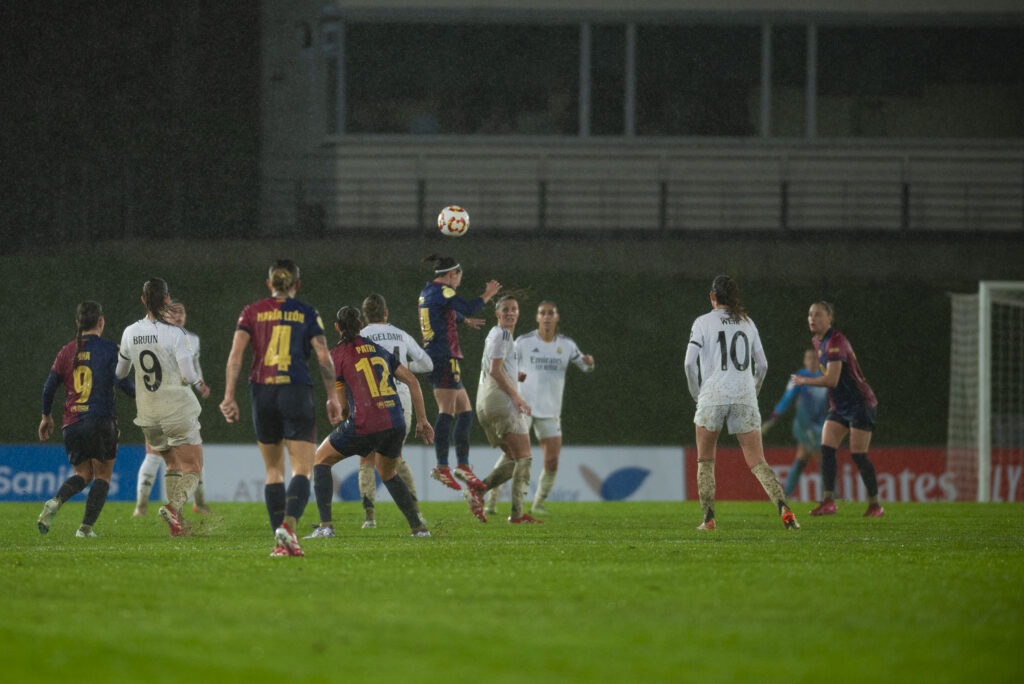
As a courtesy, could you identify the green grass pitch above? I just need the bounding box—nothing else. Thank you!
[2,501,1022,683]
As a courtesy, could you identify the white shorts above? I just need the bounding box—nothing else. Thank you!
[478,405,529,448]
[138,417,203,450]
[398,387,413,441]
[529,416,562,441]
[694,403,761,435]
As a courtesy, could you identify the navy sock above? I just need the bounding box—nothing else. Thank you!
[285,474,311,522]
[265,482,286,531]
[454,411,473,466]
[851,452,879,497]
[56,474,87,504]
[434,413,454,466]
[82,479,110,526]
[313,464,334,525]
[820,445,837,496]
[382,474,422,530]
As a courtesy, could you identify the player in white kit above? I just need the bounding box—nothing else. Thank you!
[116,279,204,537]
[683,275,798,531]
[330,293,433,532]
[460,295,540,523]
[133,300,213,517]
[484,300,594,515]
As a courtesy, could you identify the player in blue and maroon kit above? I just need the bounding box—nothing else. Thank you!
[220,260,343,557]
[309,306,434,537]
[417,253,501,492]
[792,301,884,517]
[37,301,135,537]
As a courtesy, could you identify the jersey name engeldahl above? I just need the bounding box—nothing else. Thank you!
[365,331,405,343]
[133,335,159,345]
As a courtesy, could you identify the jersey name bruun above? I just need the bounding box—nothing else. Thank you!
[119,318,201,426]
[514,331,591,418]
[686,309,767,409]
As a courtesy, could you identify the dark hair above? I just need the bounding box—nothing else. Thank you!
[269,259,300,293]
[361,294,387,323]
[336,306,362,344]
[537,299,560,335]
[142,278,170,321]
[711,275,747,322]
[423,253,461,275]
[74,301,103,369]
[813,300,835,319]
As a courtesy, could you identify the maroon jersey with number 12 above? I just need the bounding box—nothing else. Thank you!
[330,337,405,435]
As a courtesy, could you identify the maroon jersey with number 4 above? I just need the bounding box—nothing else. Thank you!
[237,297,325,386]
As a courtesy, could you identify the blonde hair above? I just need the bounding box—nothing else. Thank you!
[268,259,300,293]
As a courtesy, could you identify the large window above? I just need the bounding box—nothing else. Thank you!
[770,25,807,138]
[817,26,1024,137]
[344,23,578,135]
[635,25,761,136]
[330,20,1023,139]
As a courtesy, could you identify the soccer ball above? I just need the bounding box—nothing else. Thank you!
[437,205,469,237]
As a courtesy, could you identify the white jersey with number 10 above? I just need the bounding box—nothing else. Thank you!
[685,309,767,409]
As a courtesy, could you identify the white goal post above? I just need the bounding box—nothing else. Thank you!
[948,282,1024,502]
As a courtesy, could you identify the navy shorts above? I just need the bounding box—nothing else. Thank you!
[826,405,877,432]
[250,383,316,444]
[427,357,464,390]
[63,415,119,466]
[328,424,405,460]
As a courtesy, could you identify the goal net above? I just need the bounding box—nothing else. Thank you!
[947,282,1024,502]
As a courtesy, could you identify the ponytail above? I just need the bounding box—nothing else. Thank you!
[142,279,169,321]
[711,275,748,322]
[336,306,362,344]
[73,301,103,369]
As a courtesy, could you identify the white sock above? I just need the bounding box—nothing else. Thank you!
[533,469,557,509]
[396,458,418,500]
[176,472,200,513]
[193,471,207,507]
[137,452,163,505]
[486,454,512,508]
[510,457,532,519]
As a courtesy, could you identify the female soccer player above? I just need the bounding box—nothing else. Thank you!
[220,260,343,557]
[762,349,828,499]
[461,295,539,524]
[134,300,213,517]
[308,306,434,538]
[38,301,135,537]
[683,275,798,531]
[484,300,594,516]
[117,279,206,537]
[417,253,501,492]
[331,293,433,531]
[791,301,884,517]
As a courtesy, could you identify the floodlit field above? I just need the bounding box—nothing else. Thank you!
[3,501,1022,683]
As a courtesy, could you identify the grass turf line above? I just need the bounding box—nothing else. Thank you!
[2,501,1022,683]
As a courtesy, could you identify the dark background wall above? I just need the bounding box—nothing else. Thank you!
[0,3,260,251]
